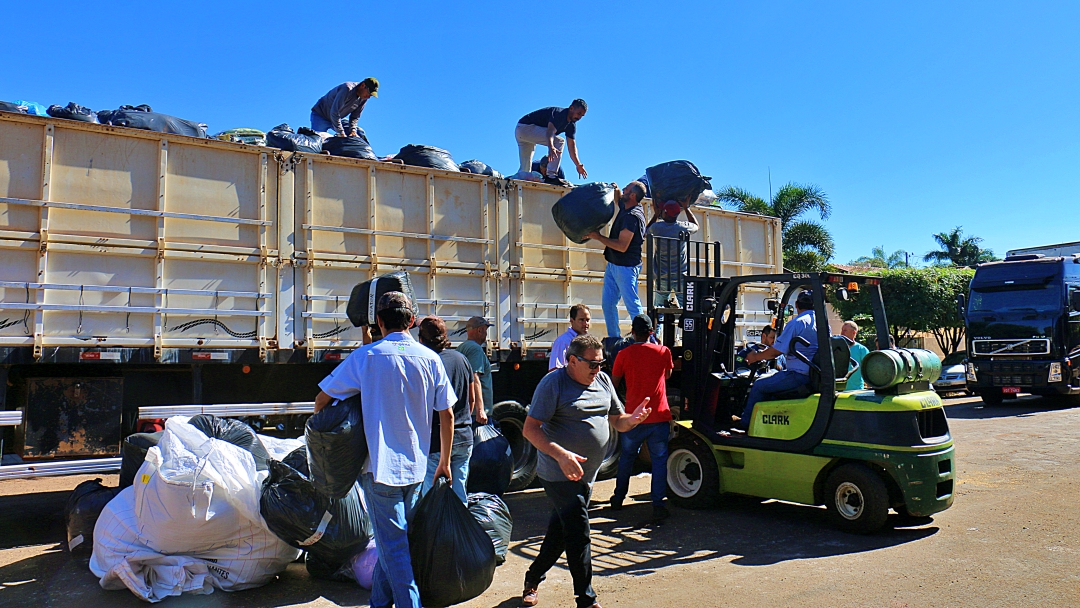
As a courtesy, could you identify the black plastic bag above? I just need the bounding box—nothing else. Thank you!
[47,102,98,123]
[65,478,122,554]
[119,431,163,488]
[105,109,208,138]
[305,395,367,499]
[459,160,502,178]
[466,424,513,496]
[551,182,617,244]
[260,456,373,577]
[346,270,416,327]
[283,445,310,476]
[410,478,496,607]
[0,101,28,114]
[396,144,459,172]
[645,160,712,205]
[467,492,512,566]
[323,132,376,160]
[531,159,565,179]
[188,414,270,471]
[266,123,323,153]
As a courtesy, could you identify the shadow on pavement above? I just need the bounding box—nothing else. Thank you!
[946,394,1079,420]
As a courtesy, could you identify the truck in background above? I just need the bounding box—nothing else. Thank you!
[1006,241,1080,258]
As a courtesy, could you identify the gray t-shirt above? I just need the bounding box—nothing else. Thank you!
[528,369,624,483]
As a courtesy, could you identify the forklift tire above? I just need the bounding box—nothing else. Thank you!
[493,400,538,492]
[980,390,1004,407]
[665,430,720,509]
[824,463,890,534]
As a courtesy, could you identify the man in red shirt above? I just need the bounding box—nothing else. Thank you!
[610,314,674,520]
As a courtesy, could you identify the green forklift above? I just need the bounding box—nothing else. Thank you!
[649,237,955,533]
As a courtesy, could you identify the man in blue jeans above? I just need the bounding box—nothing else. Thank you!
[587,181,647,338]
[735,291,818,431]
[315,292,454,608]
[310,78,378,137]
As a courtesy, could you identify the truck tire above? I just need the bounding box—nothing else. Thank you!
[980,389,1004,406]
[665,429,720,509]
[492,400,537,492]
[824,463,890,534]
[595,429,620,481]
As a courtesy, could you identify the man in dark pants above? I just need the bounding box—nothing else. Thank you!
[521,334,653,608]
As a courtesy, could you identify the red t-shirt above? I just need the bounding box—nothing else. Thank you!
[612,341,673,424]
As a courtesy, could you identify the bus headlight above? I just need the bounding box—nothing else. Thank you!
[966,362,977,382]
[1049,362,1062,383]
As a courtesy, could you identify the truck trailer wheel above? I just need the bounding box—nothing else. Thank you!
[979,389,1004,407]
[665,430,720,509]
[824,463,890,533]
[493,400,538,491]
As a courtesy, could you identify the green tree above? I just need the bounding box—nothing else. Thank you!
[831,266,974,355]
[853,246,907,269]
[717,183,834,272]
[924,227,998,267]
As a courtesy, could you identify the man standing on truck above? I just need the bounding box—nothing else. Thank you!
[734,290,818,431]
[515,100,588,185]
[549,304,592,371]
[314,291,454,608]
[645,199,699,308]
[609,314,673,520]
[310,78,379,137]
[587,182,648,338]
[458,316,494,418]
[521,333,652,608]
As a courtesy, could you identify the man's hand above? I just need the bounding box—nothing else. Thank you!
[547,148,559,164]
[435,461,452,482]
[585,231,601,241]
[630,396,652,424]
[557,448,587,481]
[348,130,358,138]
[335,131,346,137]
[476,409,489,425]
[314,390,333,413]
[576,163,588,179]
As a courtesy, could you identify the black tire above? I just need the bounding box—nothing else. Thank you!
[492,400,537,492]
[824,463,890,534]
[665,429,720,509]
[980,389,1004,406]
[595,428,620,481]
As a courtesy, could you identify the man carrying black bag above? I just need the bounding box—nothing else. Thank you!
[315,292,455,608]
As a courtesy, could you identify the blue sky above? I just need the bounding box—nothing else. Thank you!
[3,1,1078,264]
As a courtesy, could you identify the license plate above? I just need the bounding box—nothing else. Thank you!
[1002,386,1021,394]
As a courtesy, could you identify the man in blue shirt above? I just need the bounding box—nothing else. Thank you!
[515,100,588,185]
[587,182,647,338]
[735,291,819,430]
[315,291,454,608]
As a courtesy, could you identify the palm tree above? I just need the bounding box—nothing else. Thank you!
[924,227,997,267]
[854,246,906,269]
[717,183,834,272]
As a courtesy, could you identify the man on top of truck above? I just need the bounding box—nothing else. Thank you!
[310,78,379,137]
[587,182,648,338]
[515,100,588,185]
[734,290,818,431]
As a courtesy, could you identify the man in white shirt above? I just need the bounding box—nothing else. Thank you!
[549,304,591,371]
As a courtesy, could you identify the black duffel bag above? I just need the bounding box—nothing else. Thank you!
[346,270,416,327]
[305,395,367,499]
[467,492,512,566]
[119,431,163,488]
[551,182,618,244]
[645,160,712,205]
[458,159,501,178]
[266,123,323,153]
[47,102,98,123]
[105,108,208,138]
[188,414,270,471]
[410,478,497,607]
[323,131,376,160]
[466,423,513,496]
[65,478,122,554]
[396,144,459,172]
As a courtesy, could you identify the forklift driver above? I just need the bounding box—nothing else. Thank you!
[733,291,818,431]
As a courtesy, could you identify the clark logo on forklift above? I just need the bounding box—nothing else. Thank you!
[685,283,695,312]
[761,414,790,425]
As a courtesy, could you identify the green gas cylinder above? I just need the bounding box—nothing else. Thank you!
[861,348,942,389]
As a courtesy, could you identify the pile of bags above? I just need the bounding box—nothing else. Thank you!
[396,144,459,171]
[266,123,322,154]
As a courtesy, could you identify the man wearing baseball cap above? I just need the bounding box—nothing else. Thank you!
[310,77,379,138]
[645,199,699,308]
[457,316,494,418]
[315,291,454,608]
[734,290,818,431]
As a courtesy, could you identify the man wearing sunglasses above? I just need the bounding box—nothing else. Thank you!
[520,334,653,608]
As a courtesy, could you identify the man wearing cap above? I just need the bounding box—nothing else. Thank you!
[549,304,591,372]
[610,314,674,520]
[521,333,653,608]
[314,291,454,608]
[586,181,648,338]
[515,100,588,186]
[734,291,819,431]
[458,316,494,418]
[645,199,699,308]
[310,78,378,137]
[419,316,483,502]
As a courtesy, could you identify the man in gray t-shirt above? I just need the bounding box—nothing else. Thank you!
[520,334,651,608]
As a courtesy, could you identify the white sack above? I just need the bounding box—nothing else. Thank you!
[257,434,305,461]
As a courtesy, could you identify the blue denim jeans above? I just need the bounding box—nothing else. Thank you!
[422,441,473,503]
[612,421,670,506]
[359,473,422,608]
[739,370,811,428]
[310,110,335,134]
[602,262,642,337]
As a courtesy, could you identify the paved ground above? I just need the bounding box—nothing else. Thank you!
[1,394,1078,607]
